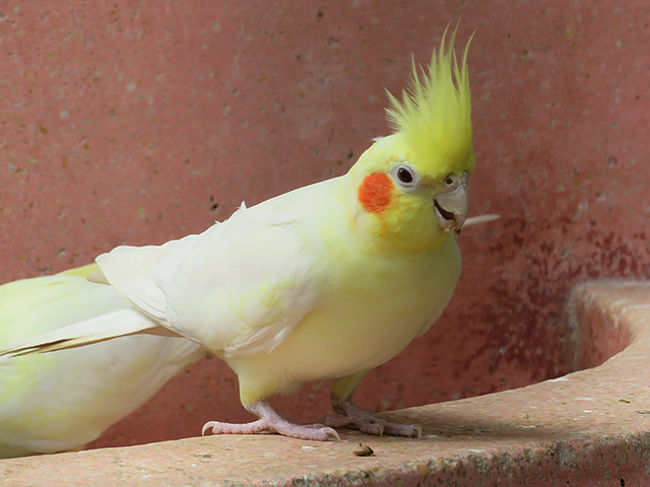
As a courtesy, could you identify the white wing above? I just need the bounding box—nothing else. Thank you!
[97,180,338,357]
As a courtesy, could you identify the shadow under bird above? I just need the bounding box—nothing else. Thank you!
[2,30,495,441]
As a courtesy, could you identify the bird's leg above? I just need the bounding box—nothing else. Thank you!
[325,374,422,438]
[325,396,422,437]
[202,401,339,441]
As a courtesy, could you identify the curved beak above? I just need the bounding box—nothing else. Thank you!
[433,182,468,233]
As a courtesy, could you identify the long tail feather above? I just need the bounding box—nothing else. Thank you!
[0,309,172,358]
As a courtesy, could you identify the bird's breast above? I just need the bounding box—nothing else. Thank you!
[231,235,461,387]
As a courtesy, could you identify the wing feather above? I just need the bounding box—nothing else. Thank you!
[97,194,325,356]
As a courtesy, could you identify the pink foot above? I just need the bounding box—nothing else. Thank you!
[202,401,340,441]
[325,396,422,437]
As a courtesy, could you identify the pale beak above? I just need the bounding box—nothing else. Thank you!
[433,182,468,233]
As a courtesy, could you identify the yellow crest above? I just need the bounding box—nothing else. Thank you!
[385,26,474,175]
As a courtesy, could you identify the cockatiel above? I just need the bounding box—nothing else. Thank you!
[0,264,203,457]
[2,30,485,441]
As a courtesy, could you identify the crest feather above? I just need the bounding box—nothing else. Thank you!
[385,26,474,173]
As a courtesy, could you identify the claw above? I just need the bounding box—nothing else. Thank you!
[201,401,340,441]
[327,397,422,438]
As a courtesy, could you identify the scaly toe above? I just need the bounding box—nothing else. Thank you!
[323,415,353,428]
[275,423,340,441]
[325,415,386,436]
[201,419,267,436]
[356,421,384,436]
[382,422,422,438]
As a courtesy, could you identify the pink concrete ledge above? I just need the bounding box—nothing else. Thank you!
[1,281,648,486]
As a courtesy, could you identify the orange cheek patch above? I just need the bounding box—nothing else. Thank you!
[358,172,393,214]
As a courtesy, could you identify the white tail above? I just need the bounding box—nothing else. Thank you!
[0,309,166,357]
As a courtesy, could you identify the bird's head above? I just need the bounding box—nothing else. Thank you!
[348,28,474,252]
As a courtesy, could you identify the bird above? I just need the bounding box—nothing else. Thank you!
[0,264,203,457]
[1,28,486,441]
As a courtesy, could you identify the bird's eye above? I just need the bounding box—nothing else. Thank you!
[397,167,413,183]
[391,164,418,190]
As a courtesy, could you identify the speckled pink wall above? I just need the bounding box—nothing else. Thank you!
[0,1,647,448]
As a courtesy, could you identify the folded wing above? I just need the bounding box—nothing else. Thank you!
[97,202,321,357]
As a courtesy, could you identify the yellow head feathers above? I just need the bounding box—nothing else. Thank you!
[385,28,474,176]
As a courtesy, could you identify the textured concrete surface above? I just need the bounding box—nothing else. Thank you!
[1,281,648,485]
[0,0,647,458]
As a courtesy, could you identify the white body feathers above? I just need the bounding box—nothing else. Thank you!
[94,176,461,402]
